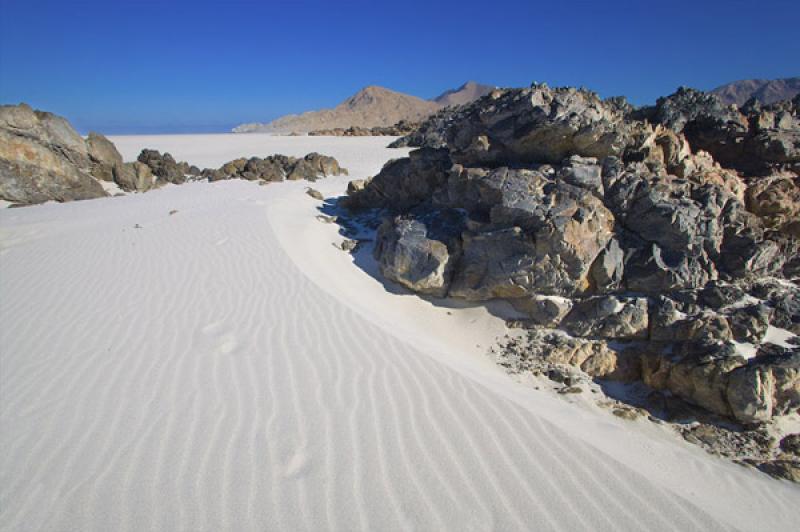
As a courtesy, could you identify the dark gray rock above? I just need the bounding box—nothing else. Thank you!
[558,156,603,195]
[780,433,800,455]
[137,149,188,184]
[0,158,106,204]
[589,238,624,292]
[510,296,573,328]
[727,304,772,343]
[342,148,451,211]
[642,87,800,175]
[770,289,800,334]
[699,282,746,309]
[727,349,800,423]
[374,208,465,297]
[561,296,649,339]
[445,85,644,167]
[448,226,536,300]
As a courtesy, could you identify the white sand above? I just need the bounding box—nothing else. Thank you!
[1,135,798,531]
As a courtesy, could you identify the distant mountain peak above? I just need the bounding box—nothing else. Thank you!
[232,81,495,134]
[711,77,800,106]
[433,81,495,107]
[342,86,414,109]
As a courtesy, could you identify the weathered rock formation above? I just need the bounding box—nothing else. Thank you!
[1,104,110,203]
[342,83,800,427]
[635,87,800,176]
[0,103,162,203]
[200,152,347,182]
[308,121,418,137]
[0,104,348,205]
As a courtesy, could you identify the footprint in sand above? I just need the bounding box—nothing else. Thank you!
[217,334,239,355]
[200,322,240,355]
[284,449,311,479]
[201,321,223,336]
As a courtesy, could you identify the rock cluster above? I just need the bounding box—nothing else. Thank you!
[0,103,149,203]
[0,103,348,205]
[634,87,800,176]
[308,121,417,137]
[342,84,800,428]
[495,329,799,481]
[200,153,347,183]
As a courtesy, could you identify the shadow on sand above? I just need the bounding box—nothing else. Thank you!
[317,196,527,322]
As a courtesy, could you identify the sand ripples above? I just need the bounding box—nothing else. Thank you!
[2,180,799,531]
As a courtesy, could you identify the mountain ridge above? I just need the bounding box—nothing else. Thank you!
[233,81,494,134]
[711,77,800,106]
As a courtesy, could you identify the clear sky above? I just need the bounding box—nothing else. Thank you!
[1,0,798,134]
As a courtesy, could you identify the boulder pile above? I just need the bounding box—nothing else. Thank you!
[343,84,800,426]
[308,120,417,137]
[0,103,140,202]
[0,104,349,205]
[201,153,347,182]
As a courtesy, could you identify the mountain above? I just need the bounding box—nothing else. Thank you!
[433,81,495,107]
[233,86,439,134]
[710,77,800,106]
[233,81,495,134]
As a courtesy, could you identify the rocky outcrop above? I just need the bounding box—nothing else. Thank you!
[637,88,800,176]
[136,149,197,185]
[498,329,641,382]
[0,104,107,203]
[308,121,417,137]
[200,152,347,183]
[0,103,350,205]
[342,83,800,426]
[374,208,464,297]
[0,104,168,203]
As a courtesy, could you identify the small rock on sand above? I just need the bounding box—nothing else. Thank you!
[306,188,324,200]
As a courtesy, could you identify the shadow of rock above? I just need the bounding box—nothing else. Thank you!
[317,196,527,321]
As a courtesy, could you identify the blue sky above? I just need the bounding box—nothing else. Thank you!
[1,0,798,133]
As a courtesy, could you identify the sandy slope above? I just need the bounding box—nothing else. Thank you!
[1,136,798,531]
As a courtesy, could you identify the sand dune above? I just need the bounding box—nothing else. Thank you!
[1,136,798,531]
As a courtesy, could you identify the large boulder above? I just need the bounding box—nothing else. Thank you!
[745,173,800,236]
[340,82,800,428]
[137,149,189,184]
[643,88,800,175]
[726,349,800,423]
[510,330,641,382]
[0,158,106,204]
[0,103,106,203]
[86,132,123,182]
[206,153,348,183]
[448,226,537,300]
[115,161,155,192]
[641,344,746,419]
[444,85,644,167]
[640,343,800,423]
[445,166,615,297]
[342,148,451,211]
[510,295,573,327]
[561,296,649,340]
[374,208,464,297]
